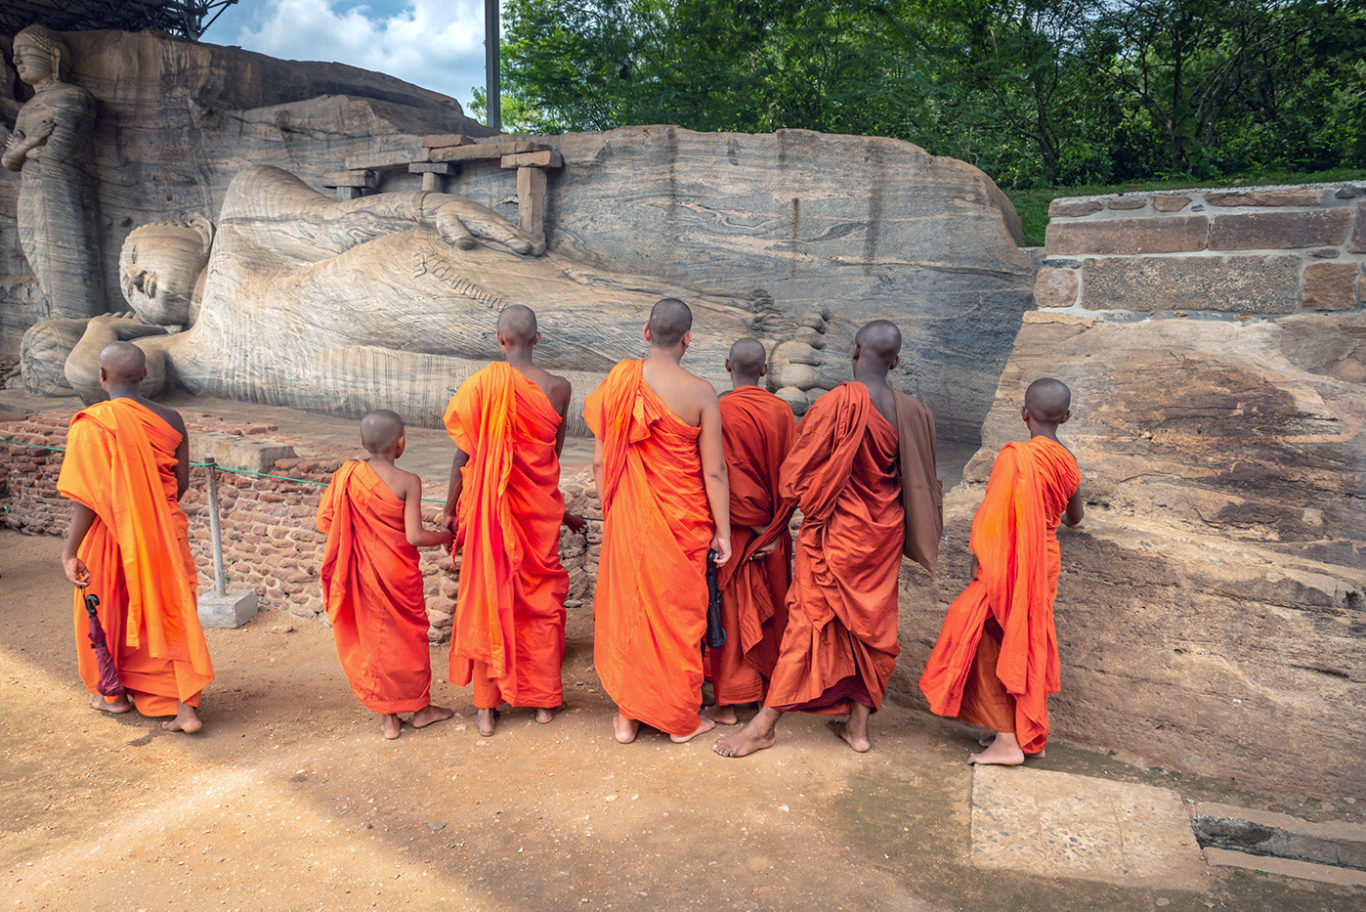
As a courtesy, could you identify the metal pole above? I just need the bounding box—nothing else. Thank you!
[205,457,227,597]
[485,0,501,133]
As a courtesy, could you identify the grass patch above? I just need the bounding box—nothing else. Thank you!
[1003,168,1366,247]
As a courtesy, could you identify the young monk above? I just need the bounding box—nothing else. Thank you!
[584,297,732,744]
[442,304,584,737]
[317,410,455,740]
[702,338,796,725]
[57,341,213,732]
[715,320,942,758]
[918,378,1083,765]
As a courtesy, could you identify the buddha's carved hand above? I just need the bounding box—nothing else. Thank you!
[425,194,544,257]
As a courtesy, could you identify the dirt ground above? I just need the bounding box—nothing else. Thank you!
[2,529,1363,912]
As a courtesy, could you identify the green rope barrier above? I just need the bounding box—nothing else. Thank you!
[1,435,602,518]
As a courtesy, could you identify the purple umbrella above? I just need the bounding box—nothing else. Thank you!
[83,592,126,697]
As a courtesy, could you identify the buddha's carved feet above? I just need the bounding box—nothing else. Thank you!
[765,305,852,413]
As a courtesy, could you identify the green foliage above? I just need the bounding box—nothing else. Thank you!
[498,0,1366,194]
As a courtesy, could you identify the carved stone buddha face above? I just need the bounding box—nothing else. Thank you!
[11,27,65,87]
[118,221,213,327]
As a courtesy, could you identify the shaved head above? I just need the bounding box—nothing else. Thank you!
[727,337,766,378]
[648,298,692,348]
[1025,378,1071,423]
[853,319,902,369]
[497,304,538,344]
[360,409,405,455]
[99,341,147,385]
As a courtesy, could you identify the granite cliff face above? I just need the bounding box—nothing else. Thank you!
[899,185,1366,798]
[2,31,1032,445]
[0,28,491,352]
[447,126,1032,444]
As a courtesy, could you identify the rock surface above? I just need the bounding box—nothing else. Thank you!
[897,310,1366,798]
[2,32,1033,444]
[0,28,492,352]
[446,126,1033,443]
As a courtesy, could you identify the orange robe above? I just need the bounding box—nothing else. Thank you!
[918,436,1080,753]
[705,385,796,704]
[766,382,906,714]
[445,362,569,710]
[318,461,432,714]
[584,359,713,737]
[56,398,213,716]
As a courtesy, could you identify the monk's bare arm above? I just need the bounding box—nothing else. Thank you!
[173,421,190,499]
[1063,488,1084,527]
[548,377,588,532]
[404,473,453,547]
[591,438,606,506]
[698,394,732,565]
[551,376,572,458]
[442,448,470,533]
[61,503,96,586]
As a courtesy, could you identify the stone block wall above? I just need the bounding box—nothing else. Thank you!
[1035,184,1366,316]
[0,408,599,641]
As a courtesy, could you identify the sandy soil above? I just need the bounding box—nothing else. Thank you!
[1,530,1361,912]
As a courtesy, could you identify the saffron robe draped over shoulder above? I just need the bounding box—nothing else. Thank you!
[57,398,213,716]
[765,382,909,715]
[318,460,431,714]
[918,436,1080,753]
[445,362,569,709]
[584,359,713,737]
[706,385,796,703]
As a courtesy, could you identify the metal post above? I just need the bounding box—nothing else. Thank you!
[204,457,227,597]
[485,0,501,133]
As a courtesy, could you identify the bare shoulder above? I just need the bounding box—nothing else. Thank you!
[544,370,572,412]
[520,363,572,410]
[687,371,720,405]
[142,398,187,436]
[396,466,425,497]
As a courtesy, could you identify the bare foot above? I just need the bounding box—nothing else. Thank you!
[828,721,871,753]
[161,702,203,734]
[88,693,132,714]
[534,706,560,724]
[612,713,639,744]
[412,704,454,730]
[969,731,1025,766]
[669,716,717,743]
[978,734,1043,758]
[714,707,780,758]
[475,707,499,736]
[700,704,739,725]
[829,702,872,753]
[381,713,402,740]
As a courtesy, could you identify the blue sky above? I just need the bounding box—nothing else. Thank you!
[202,0,492,115]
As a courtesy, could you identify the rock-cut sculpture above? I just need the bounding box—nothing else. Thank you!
[24,165,843,427]
[2,25,104,320]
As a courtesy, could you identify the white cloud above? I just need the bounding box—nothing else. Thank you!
[229,0,491,110]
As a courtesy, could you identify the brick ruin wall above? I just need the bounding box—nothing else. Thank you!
[0,409,602,641]
[1034,184,1366,317]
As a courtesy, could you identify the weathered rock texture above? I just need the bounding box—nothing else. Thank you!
[438,126,1032,443]
[0,27,492,353]
[0,408,599,641]
[899,184,1366,798]
[3,29,1031,445]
